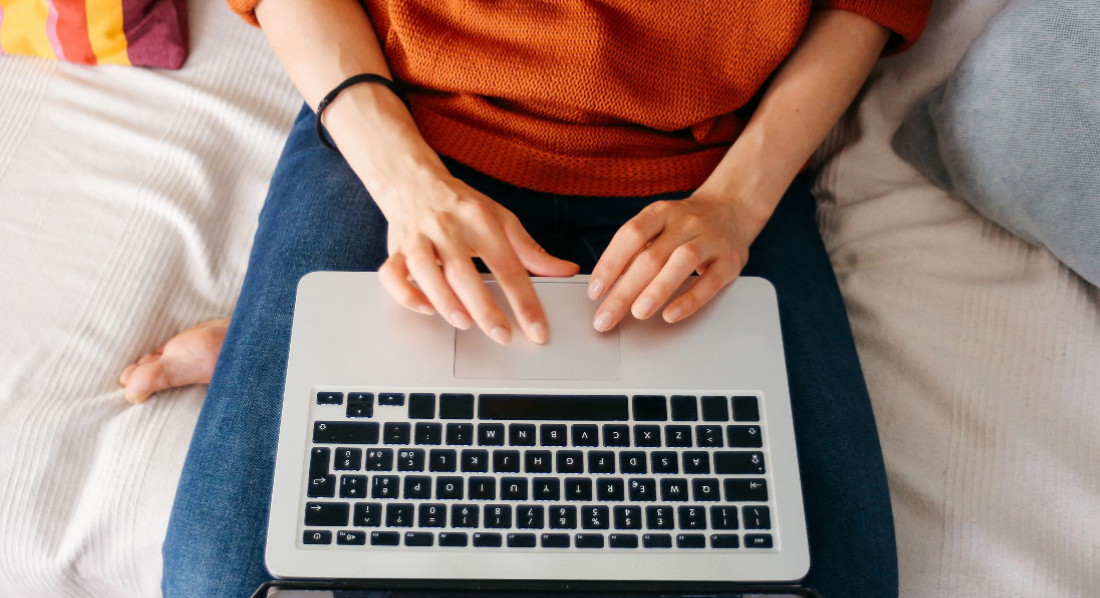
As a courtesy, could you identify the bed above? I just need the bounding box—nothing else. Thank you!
[0,0,1096,596]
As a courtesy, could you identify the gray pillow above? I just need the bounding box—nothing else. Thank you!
[892,0,1100,286]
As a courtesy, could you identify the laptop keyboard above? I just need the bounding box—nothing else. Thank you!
[301,390,775,551]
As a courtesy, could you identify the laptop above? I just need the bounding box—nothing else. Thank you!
[265,271,809,592]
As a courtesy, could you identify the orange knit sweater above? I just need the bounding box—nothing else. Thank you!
[231,1,930,196]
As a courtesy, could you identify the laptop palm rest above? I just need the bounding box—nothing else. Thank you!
[453,280,621,381]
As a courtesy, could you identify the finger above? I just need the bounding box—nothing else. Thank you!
[404,242,473,330]
[589,202,669,300]
[632,241,712,320]
[501,213,579,278]
[479,235,550,345]
[442,255,513,345]
[662,259,743,323]
[378,255,435,316]
[592,234,688,331]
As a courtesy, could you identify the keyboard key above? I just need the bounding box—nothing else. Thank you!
[540,424,567,446]
[337,530,366,545]
[371,531,400,546]
[682,451,711,474]
[524,450,552,473]
[589,451,616,473]
[645,506,674,529]
[452,504,479,527]
[479,394,628,421]
[628,478,657,501]
[745,534,773,548]
[620,451,647,474]
[732,396,760,422]
[696,425,724,448]
[500,477,528,500]
[439,393,474,419]
[613,505,642,529]
[304,530,332,544]
[408,393,436,419]
[549,505,577,529]
[725,478,768,502]
[405,531,433,547]
[727,425,763,448]
[365,448,393,471]
[378,392,405,406]
[541,533,571,548]
[414,422,442,445]
[477,423,505,446]
[460,449,489,473]
[317,392,343,406]
[473,532,502,547]
[597,478,625,501]
[429,449,457,472]
[581,505,610,529]
[517,505,545,529]
[484,504,512,528]
[439,532,468,547]
[660,479,689,502]
[469,476,496,500]
[710,506,739,530]
[575,534,605,548]
[572,425,599,446]
[418,503,446,527]
[446,423,474,445]
[677,505,707,529]
[507,533,536,548]
[383,422,411,444]
[711,534,740,548]
[743,506,771,530]
[346,393,373,418]
[339,475,367,498]
[557,451,584,473]
[632,395,668,421]
[397,448,425,472]
[670,395,698,421]
[602,425,630,447]
[509,423,537,446]
[665,426,692,447]
[651,452,678,474]
[436,476,464,499]
[371,475,399,499]
[533,478,560,500]
[565,478,593,501]
[313,421,379,444]
[493,450,521,473]
[642,533,672,548]
[714,451,766,474]
[305,502,348,526]
[309,447,331,478]
[701,396,730,421]
[692,478,721,502]
[634,425,661,447]
[333,447,361,471]
[610,534,639,548]
[676,533,706,548]
[353,502,382,527]
[307,474,336,498]
[403,476,431,499]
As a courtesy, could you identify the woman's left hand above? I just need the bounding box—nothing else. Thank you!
[587,190,772,331]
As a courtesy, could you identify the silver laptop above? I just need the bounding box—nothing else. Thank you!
[266,271,809,589]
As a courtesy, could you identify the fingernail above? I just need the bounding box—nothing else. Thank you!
[450,310,472,329]
[593,310,613,332]
[587,278,604,300]
[633,297,655,319]
[665,306,683,322]
[415,304,435,316]
[528,322,548,345]
[490,326,512,345]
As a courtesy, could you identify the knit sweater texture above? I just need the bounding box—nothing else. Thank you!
[231,0,931,196]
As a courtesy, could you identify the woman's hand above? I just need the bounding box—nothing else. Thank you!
[587,190,771,331]
[378,170,579,345]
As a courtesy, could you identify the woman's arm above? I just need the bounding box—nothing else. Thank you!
[254,0,578,345]
[589,9,891,330]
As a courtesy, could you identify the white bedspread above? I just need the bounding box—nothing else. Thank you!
[0,0,1096,596]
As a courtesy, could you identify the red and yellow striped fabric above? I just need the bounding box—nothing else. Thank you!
[0,0,188,68]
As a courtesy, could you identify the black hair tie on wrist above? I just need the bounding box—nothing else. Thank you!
[315,73,410,152]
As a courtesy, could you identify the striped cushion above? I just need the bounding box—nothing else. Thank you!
[0,0,187,69]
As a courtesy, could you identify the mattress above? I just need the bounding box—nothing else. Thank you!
[0,0,1096,596]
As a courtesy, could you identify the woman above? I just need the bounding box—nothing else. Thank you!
[127,1,930,596]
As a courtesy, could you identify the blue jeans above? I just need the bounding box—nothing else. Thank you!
[162,106,897,598]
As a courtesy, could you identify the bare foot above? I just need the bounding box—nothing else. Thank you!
[119,318,230,403]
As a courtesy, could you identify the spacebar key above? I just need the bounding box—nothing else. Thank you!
[479,395,629,421]
[313,421,380,444]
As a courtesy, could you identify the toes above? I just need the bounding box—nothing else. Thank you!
[119,363,138,386]
[123,360,169,403]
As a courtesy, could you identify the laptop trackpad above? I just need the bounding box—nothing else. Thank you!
[453,281,621,381]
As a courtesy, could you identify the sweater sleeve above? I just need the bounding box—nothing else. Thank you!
[226,0,262,27]
[814,0,933,54]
